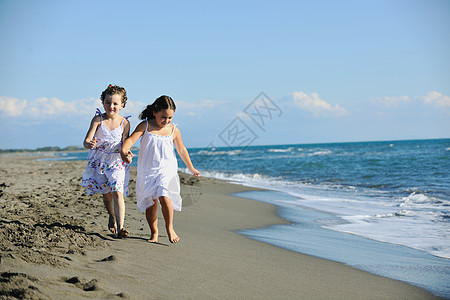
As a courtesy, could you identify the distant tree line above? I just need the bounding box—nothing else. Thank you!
[0,146,85,153]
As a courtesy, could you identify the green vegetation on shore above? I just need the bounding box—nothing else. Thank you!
[0,146,85,154]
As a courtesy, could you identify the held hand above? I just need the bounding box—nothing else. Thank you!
[121,150,133,163]
[88,137,98,149]
[190,168,200,177]
[126,151,134,163]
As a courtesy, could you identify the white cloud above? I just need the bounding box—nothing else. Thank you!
[0,97,28,116]
[287,92,347,117]
[372,95,411,107]
[371,91,450,110]
[423,91,450,108]
[0,96,101,118]
[0,96,231,123]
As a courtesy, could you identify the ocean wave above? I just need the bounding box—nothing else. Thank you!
[327,217,450,259]
[394,210,416,217]
[196,149,242,156]
[373,210,422,218]
[307,150,332,156]
[374,213,396,218]
[200,170,274,183]
[267,147,295,153]
[399,192,444,208]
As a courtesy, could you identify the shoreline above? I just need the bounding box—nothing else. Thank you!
[0,156,440,299]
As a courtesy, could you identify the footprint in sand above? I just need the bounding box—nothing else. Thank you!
[64,276,99,291]
[98,255,116,262]
[82,279,99,291]
[65,276,81,284]
[63,276,128,298]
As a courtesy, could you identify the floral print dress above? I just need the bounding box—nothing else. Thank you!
[81,109,130,195]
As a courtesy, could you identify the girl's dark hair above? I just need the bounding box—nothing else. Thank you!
[139,95,176,120]
[101,84,128,107]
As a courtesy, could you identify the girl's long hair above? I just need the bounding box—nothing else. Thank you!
[139,95,176,120]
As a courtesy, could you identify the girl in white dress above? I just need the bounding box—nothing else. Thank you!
[82,84,131,239]
[121,95,200,243]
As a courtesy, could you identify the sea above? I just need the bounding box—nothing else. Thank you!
[42,138,450,298]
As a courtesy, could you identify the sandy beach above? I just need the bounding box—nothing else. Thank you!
[0,155,440,299]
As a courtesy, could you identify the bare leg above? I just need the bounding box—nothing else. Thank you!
[102,192,117,234]
[159,196,179,243]
[112,191,128,238]
[146,200,159,243]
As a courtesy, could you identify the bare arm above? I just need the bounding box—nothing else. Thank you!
[83,116,101,149]
[173,127,200,177]
[122,118,131,142]
[120,121,146,163]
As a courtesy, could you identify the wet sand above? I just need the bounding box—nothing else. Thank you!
[0,155,440,299]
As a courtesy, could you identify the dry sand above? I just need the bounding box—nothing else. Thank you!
[0,155,440,299]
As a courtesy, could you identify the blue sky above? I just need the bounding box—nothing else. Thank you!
[1,0,449,149]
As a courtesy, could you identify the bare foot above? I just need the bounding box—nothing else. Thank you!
[148,231,158,243]
[117,228,129,239]
[108,215,117,234]
[167,228,180,244]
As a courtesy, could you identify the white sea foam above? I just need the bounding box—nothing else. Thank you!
[196,149,242,156]
[327,211,450,259]
[267,147,331,156]
[291,192,450,259]
[302,194,450,259]
[399,192,441,209]
[267,147,295,153]
[200,170,272,183]
[308,150,332,156]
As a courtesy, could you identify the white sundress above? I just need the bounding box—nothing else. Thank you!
[81,109,130,196]
[136,120,182,212]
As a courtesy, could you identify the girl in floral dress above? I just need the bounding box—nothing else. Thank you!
[81,84,131,239]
